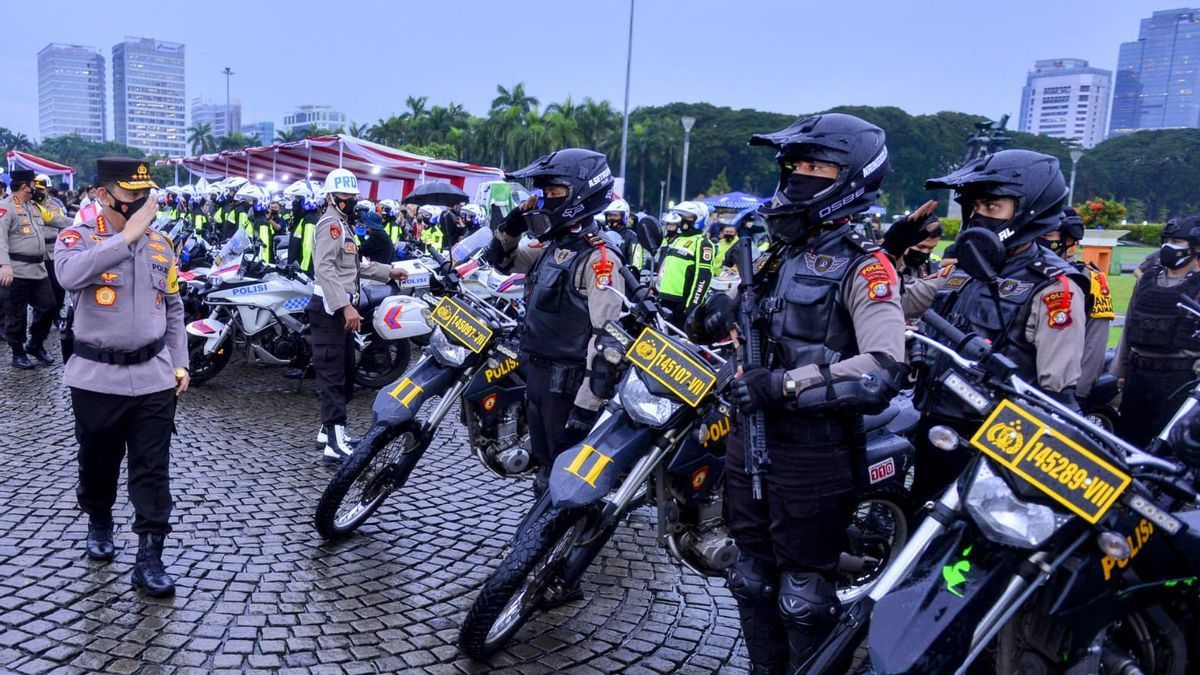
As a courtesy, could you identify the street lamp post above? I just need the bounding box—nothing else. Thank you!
[659,179,666,216]
[618,0,635,181]
[680,116,696,202]
[222,67,235,138]
[1068,149,1084,206]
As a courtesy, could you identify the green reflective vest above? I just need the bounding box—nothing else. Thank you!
[298,218,315,275]
[657,233,719,308]
[384,218,404,244]
[714,237,737,268]
[420,224,443,252]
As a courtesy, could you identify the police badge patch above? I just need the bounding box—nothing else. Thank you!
[803,252,849,276]
[554,249,576,265]
[997,278,1034,298]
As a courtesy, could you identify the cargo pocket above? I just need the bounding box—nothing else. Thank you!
[781,280,837,341]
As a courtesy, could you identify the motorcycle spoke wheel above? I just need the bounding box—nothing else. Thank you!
[836,491,909,604]
[313,423,414,540]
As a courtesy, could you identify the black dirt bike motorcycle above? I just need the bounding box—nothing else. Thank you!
[804,230,1200,675]
[457,266,917,660]
[314,248,531,539]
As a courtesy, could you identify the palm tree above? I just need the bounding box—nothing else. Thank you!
[491,82,539,116]
[275,128,306,143]
[348,121,371,138]
[187,123,216,155]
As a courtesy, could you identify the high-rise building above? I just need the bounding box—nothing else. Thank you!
[242,121,275,145]
[37,43,106,142]
[1110,8,1200,136]
[191,98,241,138]
[112,37,186,156]
[1018,59,1112,148]
[281,105,346,134]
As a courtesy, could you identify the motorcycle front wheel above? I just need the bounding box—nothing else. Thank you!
[458,505,595,660]
[313,421,426,540]
[354,339,413,389]
[186,335,232,385]
[836,485,911,605]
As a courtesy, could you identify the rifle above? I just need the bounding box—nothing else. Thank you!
[735,236,769,499]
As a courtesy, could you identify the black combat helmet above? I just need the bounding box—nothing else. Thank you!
[926,149,1067,249]
[1161,214,1200,246]
[507,148,614,241]
[750,112,890,242]
[1056,207,1085,242]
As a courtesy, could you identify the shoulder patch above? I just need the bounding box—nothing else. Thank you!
[553,248,576,265]
[592,256,614,288]
[329,223,341,240]
[1042,289,1073,330]
[944,274,969,290]
[58,230,82,248]
[803,252,849,276]
[860,260,895,302]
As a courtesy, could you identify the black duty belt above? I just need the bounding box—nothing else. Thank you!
[73,337,166,365]
[8,253,44,264]
[1130,352,1198,372]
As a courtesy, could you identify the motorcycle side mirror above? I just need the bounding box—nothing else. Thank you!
[636,215,663,255]
[954,227,1005,283]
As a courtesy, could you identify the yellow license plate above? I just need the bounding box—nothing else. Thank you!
[430,296,493,353]
[626,327,716,408]
[969,399,1131,524]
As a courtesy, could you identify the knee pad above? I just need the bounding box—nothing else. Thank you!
[778,571,840,632]
[728,553,778,605]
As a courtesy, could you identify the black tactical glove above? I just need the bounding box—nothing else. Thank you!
[733,368,786,413]
[883,213,942,259]
[500,206,529,238]
[566,405,600,434]
[686,292,736,345]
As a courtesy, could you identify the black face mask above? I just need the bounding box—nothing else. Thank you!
[32,191,46,203]
[335,197,359,224]
[966,214,1011,240]
[107,193,149,218]
[722,234,736,242]
[903,249,930,269]
[1039,237,1069,257]
[1161,243,1195,270]
[783,174,836,203]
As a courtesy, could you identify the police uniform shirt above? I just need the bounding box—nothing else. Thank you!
[54,217,188,396]
[493,228,625,411]
[312,205,393,312]
[0,196,69,279]
[903,265,1086,392]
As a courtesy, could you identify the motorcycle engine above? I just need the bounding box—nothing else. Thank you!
[270,335,299,361]
[676,496,737,573]
[471,404,530,476]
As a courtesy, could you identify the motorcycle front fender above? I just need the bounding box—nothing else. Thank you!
[186,317,231,355]
[549,411,659,509]
[868,520,1021,675]
[372,355,461,426]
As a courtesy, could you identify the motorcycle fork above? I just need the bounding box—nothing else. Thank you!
[596,424,688,534]
[867,483,964,603]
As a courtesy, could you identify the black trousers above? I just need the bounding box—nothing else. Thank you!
[725,418,858,574]
[72,387,176,534]
[46,261,65,325]
[525,360,588,468]
[1117,358,1196,448]
[308,297,355,426]
[3,277,55,352]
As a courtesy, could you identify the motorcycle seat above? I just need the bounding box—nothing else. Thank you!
[358,283,399,311]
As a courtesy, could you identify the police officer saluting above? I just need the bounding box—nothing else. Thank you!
[0,169,72,368]
[485,149,624,494]
[310,168,408,459]
[689,113,906,673]
[54,158,189,597]
[1114,215,1200,446]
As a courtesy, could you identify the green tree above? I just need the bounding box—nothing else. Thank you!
[187,123,216,155]
[706,167,732,195]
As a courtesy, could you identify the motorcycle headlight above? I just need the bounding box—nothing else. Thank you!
[617,370,680,426]
[429,327,469,366]
[965,461,1071,549]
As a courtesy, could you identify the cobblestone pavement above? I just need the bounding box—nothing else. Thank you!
[0,345,749,674]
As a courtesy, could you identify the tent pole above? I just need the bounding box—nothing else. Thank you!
[338,138,344,168]
[272,150,277,182]
[246,155,250,179]
[174,164,179,187]
[307,143,312,179]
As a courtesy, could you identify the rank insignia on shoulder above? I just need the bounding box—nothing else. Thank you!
[96,217,109,235]
[1042,290,1073,329]
[584,232,604,248]
[59,230,82,248]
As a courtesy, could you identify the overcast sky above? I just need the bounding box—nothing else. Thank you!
[0,0,1178,141]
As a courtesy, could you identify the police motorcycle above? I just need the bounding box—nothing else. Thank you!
[802,230,1200,675]
[313,243,531,540]
[456,248,917,659]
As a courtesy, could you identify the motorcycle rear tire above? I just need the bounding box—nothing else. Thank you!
[187,335,233,385]
[313,421,425,540]
[354,339,413,389]
[458,505,595,660]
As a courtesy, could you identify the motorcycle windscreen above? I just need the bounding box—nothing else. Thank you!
[868,520,1021,675]
[549,411,658,509]
[372,357,459,426]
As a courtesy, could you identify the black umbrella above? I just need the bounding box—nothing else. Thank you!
[402,182,469,207]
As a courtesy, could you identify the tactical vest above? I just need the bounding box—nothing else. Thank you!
[521,227,606,365]
[921,246,1083,417]
[757,227,878,371]
[1125,266,1200,354]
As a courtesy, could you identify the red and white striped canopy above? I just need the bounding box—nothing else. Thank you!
[156,134,504,201]
[6,150,77,188]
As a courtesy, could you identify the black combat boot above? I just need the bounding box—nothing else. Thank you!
[24,342,53,365]
[131,533,176,597]
[85,520,115,561]
[11,349,34,369]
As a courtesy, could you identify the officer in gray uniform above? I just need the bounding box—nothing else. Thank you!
[485,149,625,486]
[0,169,71,368]
[309,168,408,459]
[907,150,1086,500]
[54,158,189,597]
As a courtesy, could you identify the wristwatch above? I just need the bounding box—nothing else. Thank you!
[782,373,798,399]
[174,367,189,379]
